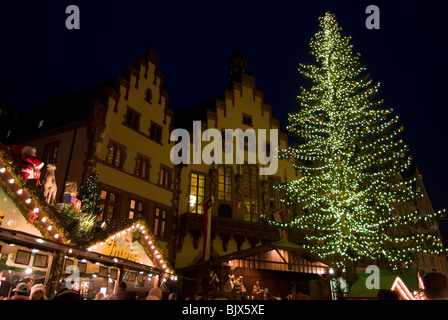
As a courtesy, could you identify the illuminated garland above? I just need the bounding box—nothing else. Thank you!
[0,145,67,242]
[85,219,176,278]
[0,144,176,282]
[271,12,446,272]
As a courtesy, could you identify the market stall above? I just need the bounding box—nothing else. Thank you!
[0,144,175,299]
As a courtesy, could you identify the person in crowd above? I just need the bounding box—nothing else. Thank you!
[423,272,448,300]
[103,281,133,300]
[94,292,105,300]
[168,293,177,300]
[25,277,35,293]
[53,285,82,300]
[377,289,400,300]
[10,283,29,300]
[29,284,47,300]
[146,287,162,300]
[263,288,273,300]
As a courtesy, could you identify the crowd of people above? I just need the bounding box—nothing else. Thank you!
[2,279,167,301]
[2,272,448,300]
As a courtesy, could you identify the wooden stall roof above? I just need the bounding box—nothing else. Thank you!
[177,240,339,274]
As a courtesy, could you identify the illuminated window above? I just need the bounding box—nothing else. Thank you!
[218,167,232,202]
[129,199,145,219]
[135,154,150,180]
[107,141,126,169]
[190,173,205,214]
[154,207,167,238]
[99,189,118,221]
[243,165,258,222]
[159,166,172,188]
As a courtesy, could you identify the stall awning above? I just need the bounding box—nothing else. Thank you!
[0,226,169,276]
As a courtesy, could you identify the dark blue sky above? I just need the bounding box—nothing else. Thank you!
[1,0,448,241]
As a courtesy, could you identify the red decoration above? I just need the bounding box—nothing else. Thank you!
[27,208,38,226]
[72,198,81,210]
[13,146,44,180]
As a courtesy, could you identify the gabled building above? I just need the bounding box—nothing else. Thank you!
[0,47,177,265]
[173,52,299,270]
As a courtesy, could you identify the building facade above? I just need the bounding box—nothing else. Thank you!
[173,52,298,268]
[1,48,447,299]
[1,47,177,264]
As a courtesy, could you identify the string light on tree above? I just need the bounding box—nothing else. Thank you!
[269,12,446,275]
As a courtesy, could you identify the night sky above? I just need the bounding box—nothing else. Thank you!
[1,1,448,242]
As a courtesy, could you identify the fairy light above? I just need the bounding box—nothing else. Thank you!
[88,222,175,277]
[273,12,446,271]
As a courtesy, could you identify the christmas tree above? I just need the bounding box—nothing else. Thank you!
[79,172,103,217]
[271,13,445,274]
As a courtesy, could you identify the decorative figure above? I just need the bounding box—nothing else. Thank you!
[7,145,44,181]
[62,181,81,210]
[225,275,247,299]
[232,276,246,299]
[252,281,266,300]
[42,161,58,205]
[224,274,235,294]
[201,269,220,296]
[20,146,44,181]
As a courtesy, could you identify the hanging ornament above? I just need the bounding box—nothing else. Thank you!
[27,208,38,226]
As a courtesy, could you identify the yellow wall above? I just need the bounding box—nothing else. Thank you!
[175,74,299,268]
[92,51,175,257]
